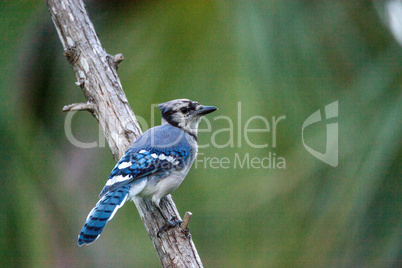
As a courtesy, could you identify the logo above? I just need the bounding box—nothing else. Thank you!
[302,101,338,167]
[64,101,339,169]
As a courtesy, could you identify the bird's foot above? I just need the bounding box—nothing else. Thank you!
[182,226,190,237]
[157,216,183,238]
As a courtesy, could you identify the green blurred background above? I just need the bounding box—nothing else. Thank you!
[1,0,401,267]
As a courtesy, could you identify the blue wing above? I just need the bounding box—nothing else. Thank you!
[98,147,191,198]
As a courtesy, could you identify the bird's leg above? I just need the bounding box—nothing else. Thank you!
[155,205,169,222]
[154,200,182,238]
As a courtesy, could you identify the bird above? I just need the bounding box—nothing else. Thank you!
[77,99,217,246]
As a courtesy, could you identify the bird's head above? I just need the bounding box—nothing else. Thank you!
[158,99,217,139]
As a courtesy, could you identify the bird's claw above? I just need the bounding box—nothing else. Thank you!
[182,227,190,237]
[157,216,183,238]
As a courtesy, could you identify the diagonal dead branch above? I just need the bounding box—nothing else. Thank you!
[46,0,203,267]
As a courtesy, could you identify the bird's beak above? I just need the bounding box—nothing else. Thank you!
[196,105,218,115]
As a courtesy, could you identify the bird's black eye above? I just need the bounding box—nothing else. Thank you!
[180,107,190,113]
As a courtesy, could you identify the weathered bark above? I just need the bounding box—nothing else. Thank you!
[46,0,203,267]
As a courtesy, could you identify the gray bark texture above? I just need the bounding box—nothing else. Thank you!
[45,0,203,267]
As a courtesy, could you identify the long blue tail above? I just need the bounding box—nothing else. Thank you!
[78,185,130,246]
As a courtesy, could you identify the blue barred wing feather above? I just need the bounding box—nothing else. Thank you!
[98,148,190,198]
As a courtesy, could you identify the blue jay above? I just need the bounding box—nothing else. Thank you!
[78,99,217,246]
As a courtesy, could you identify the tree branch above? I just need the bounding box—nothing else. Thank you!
[46,0,203,267]
[62,102,95,112]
